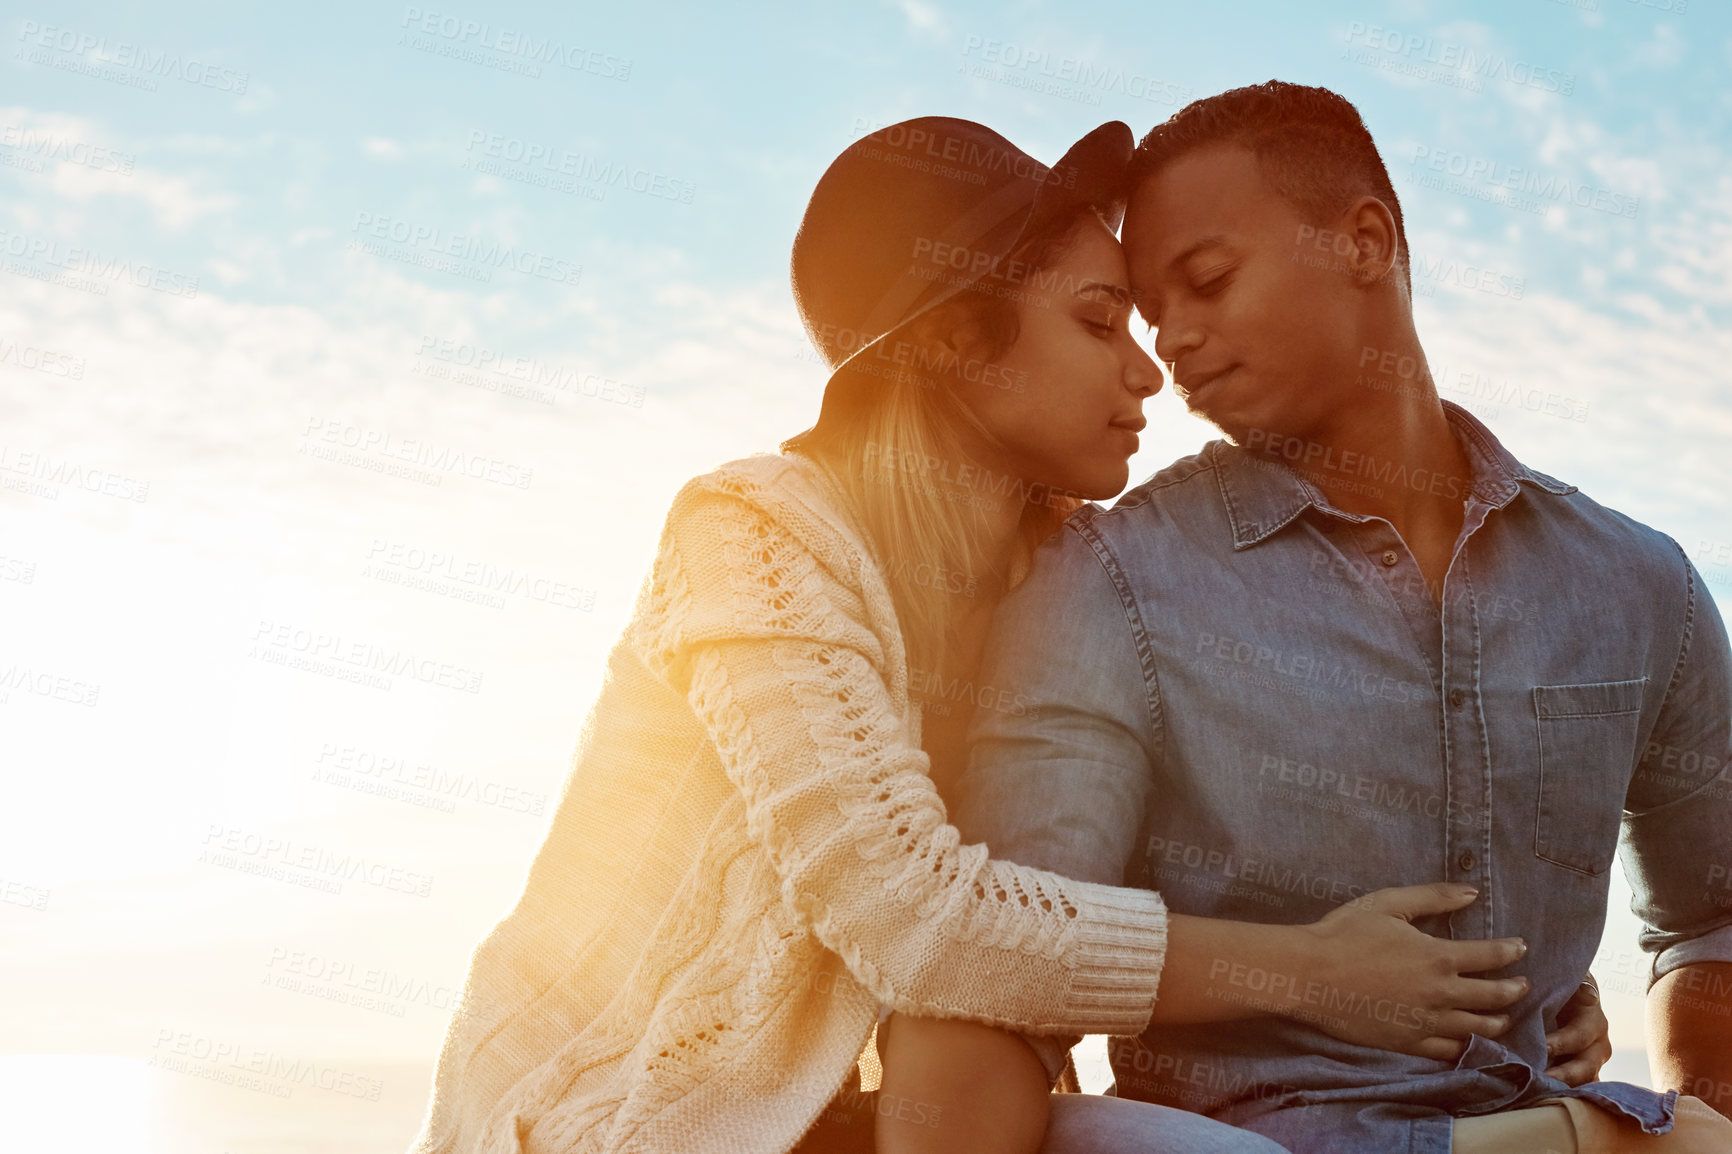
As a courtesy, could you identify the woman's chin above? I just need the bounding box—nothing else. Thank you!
[1064,468,1129,503]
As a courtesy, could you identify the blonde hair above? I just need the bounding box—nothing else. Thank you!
[785,329,1081,680]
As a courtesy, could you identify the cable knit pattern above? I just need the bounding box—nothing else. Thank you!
[407,452,1168,1154]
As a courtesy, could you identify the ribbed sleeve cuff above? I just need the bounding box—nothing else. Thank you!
[1044,883,1168,1035]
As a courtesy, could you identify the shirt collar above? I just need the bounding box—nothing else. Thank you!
[1212,400,1578,551]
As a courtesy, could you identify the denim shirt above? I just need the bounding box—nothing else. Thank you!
[956,403,1732,1153]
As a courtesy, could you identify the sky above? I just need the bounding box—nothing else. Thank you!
[1,1,1728,1150]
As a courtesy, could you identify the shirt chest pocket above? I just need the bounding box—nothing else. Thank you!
[1533,679,1647,876]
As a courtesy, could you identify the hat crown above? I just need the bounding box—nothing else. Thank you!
[791,117,1061,371]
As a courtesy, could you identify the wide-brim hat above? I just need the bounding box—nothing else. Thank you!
[789,117,1135,436]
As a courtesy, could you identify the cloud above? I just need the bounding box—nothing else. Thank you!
[0,107,236,229]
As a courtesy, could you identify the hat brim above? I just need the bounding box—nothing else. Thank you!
[801,121,1135,440]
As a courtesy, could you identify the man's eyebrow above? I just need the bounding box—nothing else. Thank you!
[1170,233,1232,269]
[1137,233,1233,328]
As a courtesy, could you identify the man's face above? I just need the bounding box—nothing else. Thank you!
[1122,145,1362,443]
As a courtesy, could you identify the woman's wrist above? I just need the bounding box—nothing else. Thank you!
[1153,915,1324,1026]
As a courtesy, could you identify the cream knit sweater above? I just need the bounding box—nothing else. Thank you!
[408,452,1169,1154]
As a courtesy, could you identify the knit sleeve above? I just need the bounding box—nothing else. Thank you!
[626,475,1168,1036]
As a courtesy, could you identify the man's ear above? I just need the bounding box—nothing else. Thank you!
[1340,195,1403,290]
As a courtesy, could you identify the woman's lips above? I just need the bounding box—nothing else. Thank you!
[1108,420,1143,453]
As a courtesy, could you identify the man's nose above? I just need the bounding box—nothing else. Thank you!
[1153,317,1201,367]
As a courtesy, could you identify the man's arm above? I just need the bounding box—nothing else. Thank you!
[953,521,1161,1081]
[1624,554,1732,1118]
[1648,962,1732,1117]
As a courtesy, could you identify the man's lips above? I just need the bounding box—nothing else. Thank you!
[1176,364,1235,401]
[1109,415,1148,434]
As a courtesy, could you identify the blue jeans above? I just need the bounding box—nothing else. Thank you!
[1043,1094,1291,1153]
[791,1085,1292,1153]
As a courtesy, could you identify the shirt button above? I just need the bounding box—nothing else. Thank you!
[1448,688,1466,709]
[1457,850,1476,872]
[1380,550,1399,567]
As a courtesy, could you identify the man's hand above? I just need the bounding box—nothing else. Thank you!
[1545,977,1612,1085]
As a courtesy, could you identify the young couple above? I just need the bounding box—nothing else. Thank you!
[409,82,1732,1154]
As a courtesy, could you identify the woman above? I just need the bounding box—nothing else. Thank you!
[407,117,1607,1154]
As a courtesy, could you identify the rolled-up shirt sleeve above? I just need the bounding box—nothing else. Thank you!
[1622,557,1732,985]
[955,521,1164,1081]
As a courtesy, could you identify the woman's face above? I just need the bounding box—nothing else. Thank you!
[959,216,1162,502]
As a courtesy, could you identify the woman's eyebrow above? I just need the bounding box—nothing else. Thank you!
[1071,280,1133,305]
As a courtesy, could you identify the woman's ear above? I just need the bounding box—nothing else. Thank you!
[905,302,997,368]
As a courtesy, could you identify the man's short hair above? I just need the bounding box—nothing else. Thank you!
[1130,80,1410,293]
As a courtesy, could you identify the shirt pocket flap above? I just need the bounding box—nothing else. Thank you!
[1533,678,1646,719]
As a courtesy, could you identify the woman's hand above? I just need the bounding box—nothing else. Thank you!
[1292,883,1530,1061]
[1544,977,1611,1085]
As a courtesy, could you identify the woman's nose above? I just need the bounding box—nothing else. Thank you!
[1123,341,1163,398]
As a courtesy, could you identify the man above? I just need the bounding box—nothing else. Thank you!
[957,81,1732,1152]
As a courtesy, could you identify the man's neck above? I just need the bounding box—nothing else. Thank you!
[1250,352,1477,603]
[1293,388,1470,528]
